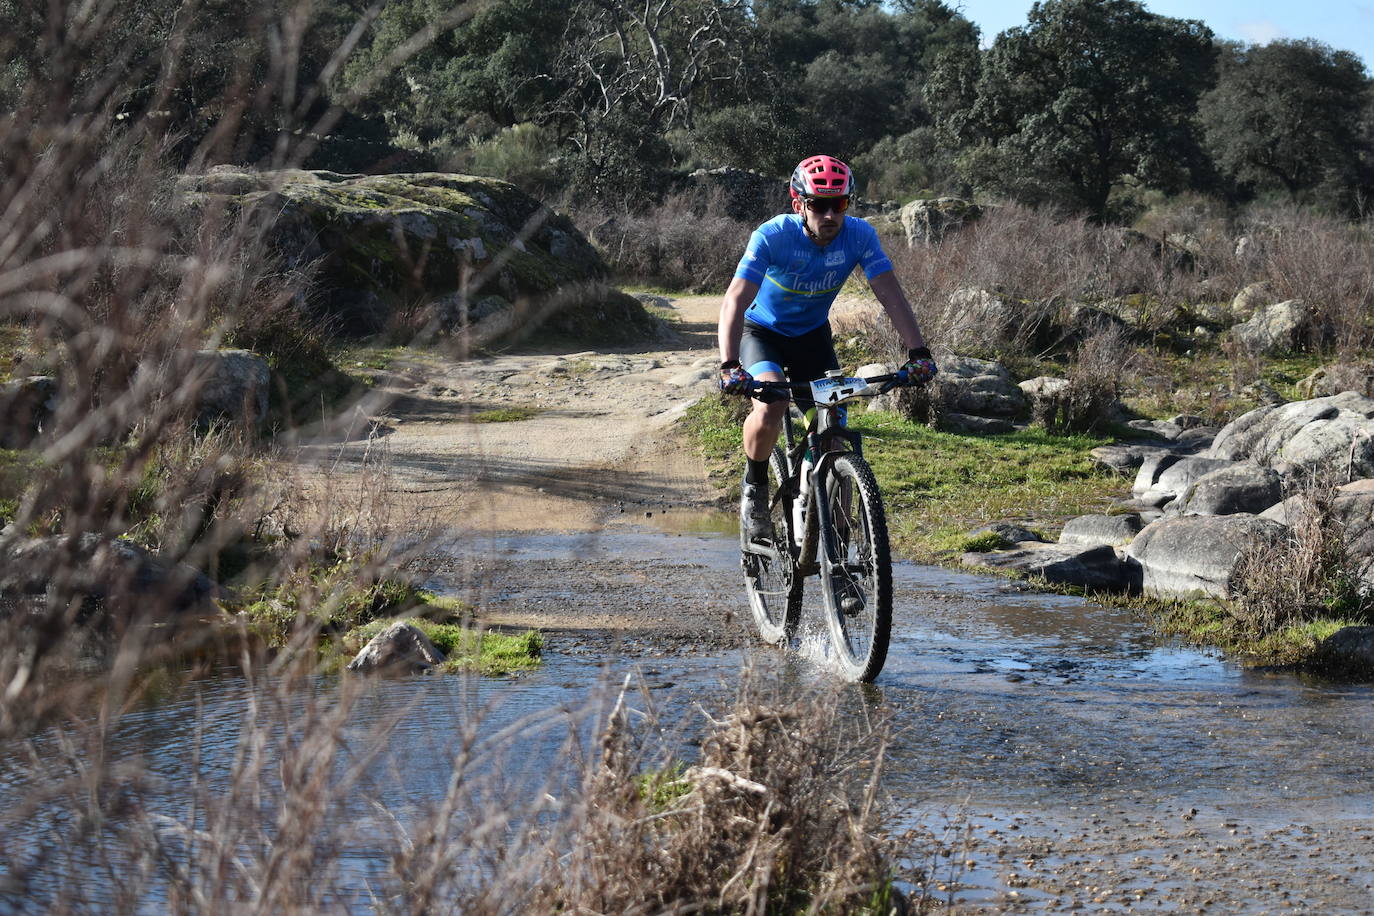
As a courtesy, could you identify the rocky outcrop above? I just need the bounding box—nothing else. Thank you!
[683,167,788,222]
[940,412,1016,434]
[899,197,982,246]
[970,391,1374,606]
[1019,376,1070,428]
[1228,300,1309,354]
[1259,483,1374,573]
[1170,463,1283,517]
[972,523,1048,546]
[346,621,446,675]
[0,534,219,617]
[1124,514,1285,599]
[868,354,1025,430]
[931,355,1025,419]
[1134,455,1235,506]
[941,288,1017,351]
[1088,438,1204,474]
[1208,392,1374,478]
[962,543,1131,591]
[178,168,626,345]
[189,349,271,428]
[1059,514,1142,548]
[1296,363,1374,399]
[1125,415,1217,445]
[1230,281,1271,319]
[1316,626,1374,676]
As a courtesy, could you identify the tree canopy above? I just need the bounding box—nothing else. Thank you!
[1199,39,1372,210]
[931,0,1217,220]
[3,0,1372,218]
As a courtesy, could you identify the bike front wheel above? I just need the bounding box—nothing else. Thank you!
[742,446,802,644]
[817,453,892,682]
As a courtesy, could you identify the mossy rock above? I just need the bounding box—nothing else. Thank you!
[178,168,612,341]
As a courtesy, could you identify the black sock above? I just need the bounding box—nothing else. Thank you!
[745,458,770,486]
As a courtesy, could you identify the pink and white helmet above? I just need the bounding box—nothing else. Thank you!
[789,155,854,199]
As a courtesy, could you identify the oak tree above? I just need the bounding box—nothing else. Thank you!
[933,0,1216,220]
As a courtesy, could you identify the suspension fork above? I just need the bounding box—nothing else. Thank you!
[799,407,866,569]
[798,447,859,570]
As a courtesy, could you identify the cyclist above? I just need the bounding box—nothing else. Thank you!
[718,154,937,541]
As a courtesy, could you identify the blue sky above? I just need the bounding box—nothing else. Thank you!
[958,1,1374,72]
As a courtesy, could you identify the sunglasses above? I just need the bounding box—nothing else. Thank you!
[803,196,850,215]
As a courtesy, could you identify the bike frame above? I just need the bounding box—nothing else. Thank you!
[740,372,895,572]
[782,402,858,575]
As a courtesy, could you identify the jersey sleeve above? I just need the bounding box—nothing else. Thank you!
[855,221,894,280]
[733,227,772,285]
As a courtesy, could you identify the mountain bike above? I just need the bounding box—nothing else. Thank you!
[733,371,909,682]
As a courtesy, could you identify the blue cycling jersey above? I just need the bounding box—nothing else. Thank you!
[733,214,894,337]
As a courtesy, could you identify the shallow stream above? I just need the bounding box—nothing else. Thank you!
[4,522,1374,912]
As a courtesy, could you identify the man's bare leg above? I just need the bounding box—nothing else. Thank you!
[743,370,788,460]
[740,370,787,541]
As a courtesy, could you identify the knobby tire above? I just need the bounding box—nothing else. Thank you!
[818,453,892,682]
[742,446,802,644]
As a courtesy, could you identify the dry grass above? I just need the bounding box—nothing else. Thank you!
[0,660,923,913]
[1228,478,1372,637]
[1238,206,1374,356]
[576,186,756,292]
[848,199,1374,374]
[1056,323,1144,433]
[520,673,913,914]
[872,202,1204,365]
[0,59,295,738]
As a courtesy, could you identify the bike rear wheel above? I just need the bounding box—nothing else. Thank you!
[742,446,802,644]
[817,453,892,682]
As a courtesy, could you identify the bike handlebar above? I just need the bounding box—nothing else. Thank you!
[741,372,914,399]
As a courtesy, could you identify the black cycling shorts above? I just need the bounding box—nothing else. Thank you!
[740,319,840,410]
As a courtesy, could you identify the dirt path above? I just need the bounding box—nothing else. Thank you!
[292,293,761,641]
[299,293,725,535]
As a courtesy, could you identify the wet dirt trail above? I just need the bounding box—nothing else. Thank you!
[300,295,1374,914]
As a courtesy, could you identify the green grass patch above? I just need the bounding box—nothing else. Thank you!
[681,394,748,487]
[346,617,543,676]
[0,448,41,503]
[955,531,1012,553]
[680,399,1128,560]
[1130,347,1327,423]
[231,563,464,649]
[338,341,415,371]
[1259,354,1328,399]
[1093,590,1357,667]
[641,304,678,324]
[469,406,543,423]
[850,411,1126,561]
[635,762,691,811]
[1150,596,1358,666]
